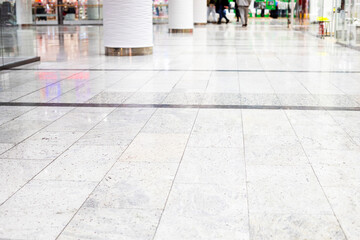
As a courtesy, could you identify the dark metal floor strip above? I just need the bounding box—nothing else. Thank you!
[10,68,360,74]
[1,102,359,111]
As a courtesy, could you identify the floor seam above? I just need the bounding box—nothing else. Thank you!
[54,107,158,239]
[151,108,200,240]
[9,71,83,103]
[47,70,122,104]
[0,105,82,206]
[240,110,252,240]
[283,110,350,240]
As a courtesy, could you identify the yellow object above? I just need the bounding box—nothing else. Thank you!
[317,17,329,22]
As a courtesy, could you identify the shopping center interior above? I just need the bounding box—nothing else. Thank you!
[1,0,360,239]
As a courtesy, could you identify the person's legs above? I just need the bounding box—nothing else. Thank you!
[239,7,245,25]
[217,6,224,23]
[244,7,248,25]
[207,6,211,21]
[236,8,240,22]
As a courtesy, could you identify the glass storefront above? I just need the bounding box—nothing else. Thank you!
[1,0,168,25]
[33,0,103,24]
[294,0,360,49]
[0,0,16,26]
[153,0,168,24]
[334,0,360,48]
[0,1,39,68]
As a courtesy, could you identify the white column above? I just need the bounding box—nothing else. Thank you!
[99,0,103,20]
[87,0,99,20]
[16,0,33,25]
[290,0,295,28]
[103,0,153,56]
[193,0,207,25]
[169,0,194,32]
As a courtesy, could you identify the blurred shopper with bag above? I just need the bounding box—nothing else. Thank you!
[207,0,217,23]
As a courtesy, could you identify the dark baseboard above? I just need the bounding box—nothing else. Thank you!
[0,57,41,71]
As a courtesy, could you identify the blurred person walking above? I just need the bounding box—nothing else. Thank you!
[235,2,240,22]
[237,0,250,27]
[216,0,230,24]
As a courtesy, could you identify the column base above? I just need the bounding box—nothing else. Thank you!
[105,47,153,56]
[194,23,207,26]
[168,29,193,33]
[18,24,32,27]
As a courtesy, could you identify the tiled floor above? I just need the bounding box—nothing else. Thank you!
[0,20,360,239]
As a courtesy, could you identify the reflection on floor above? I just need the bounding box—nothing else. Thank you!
[0,21,359,240]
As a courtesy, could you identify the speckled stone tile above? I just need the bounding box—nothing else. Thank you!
[142,108,197,134]
[0,159,49,204]
[241,93,281,106]
[119,133,189,163]
[0,180,97,239]
[324,186,360,240]
[58,208,162,240]
[202,93,242,105]
[35,145,124,181]
[124,92,168,104]
[87,92,132,104]
[162,92,204,105]
[84,162,177,209]
[0,131,83,160]
[176,147,246,184]
[244,135,308,166]
[249,213,346,240]
[277,94,320,106]
[154,183,249,240]
[0,143,14,155]
[247,165,332,215]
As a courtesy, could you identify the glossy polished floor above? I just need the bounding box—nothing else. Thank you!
[1,20,360,239]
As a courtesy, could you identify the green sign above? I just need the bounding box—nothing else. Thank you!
[266,0,276,10]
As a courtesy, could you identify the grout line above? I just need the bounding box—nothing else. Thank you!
[254,59,349,238]
[238,50,251,239]
[45,70,117,103]
[9,71,84,102]
[198,70,213,105]
[0,106,84,206]
[283,110,349,240]
[240,109,252,240]
[289,71,360,106]
[160,70,191,104]
[255,53,283,105]
[263,60,343,235]
[326,111,360,148]
[0,105,37,128]
[151,108,200,240]
[120,71,161,103]
[123,70,174,105]
[54,107,158,239]
[77,70,135,104]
